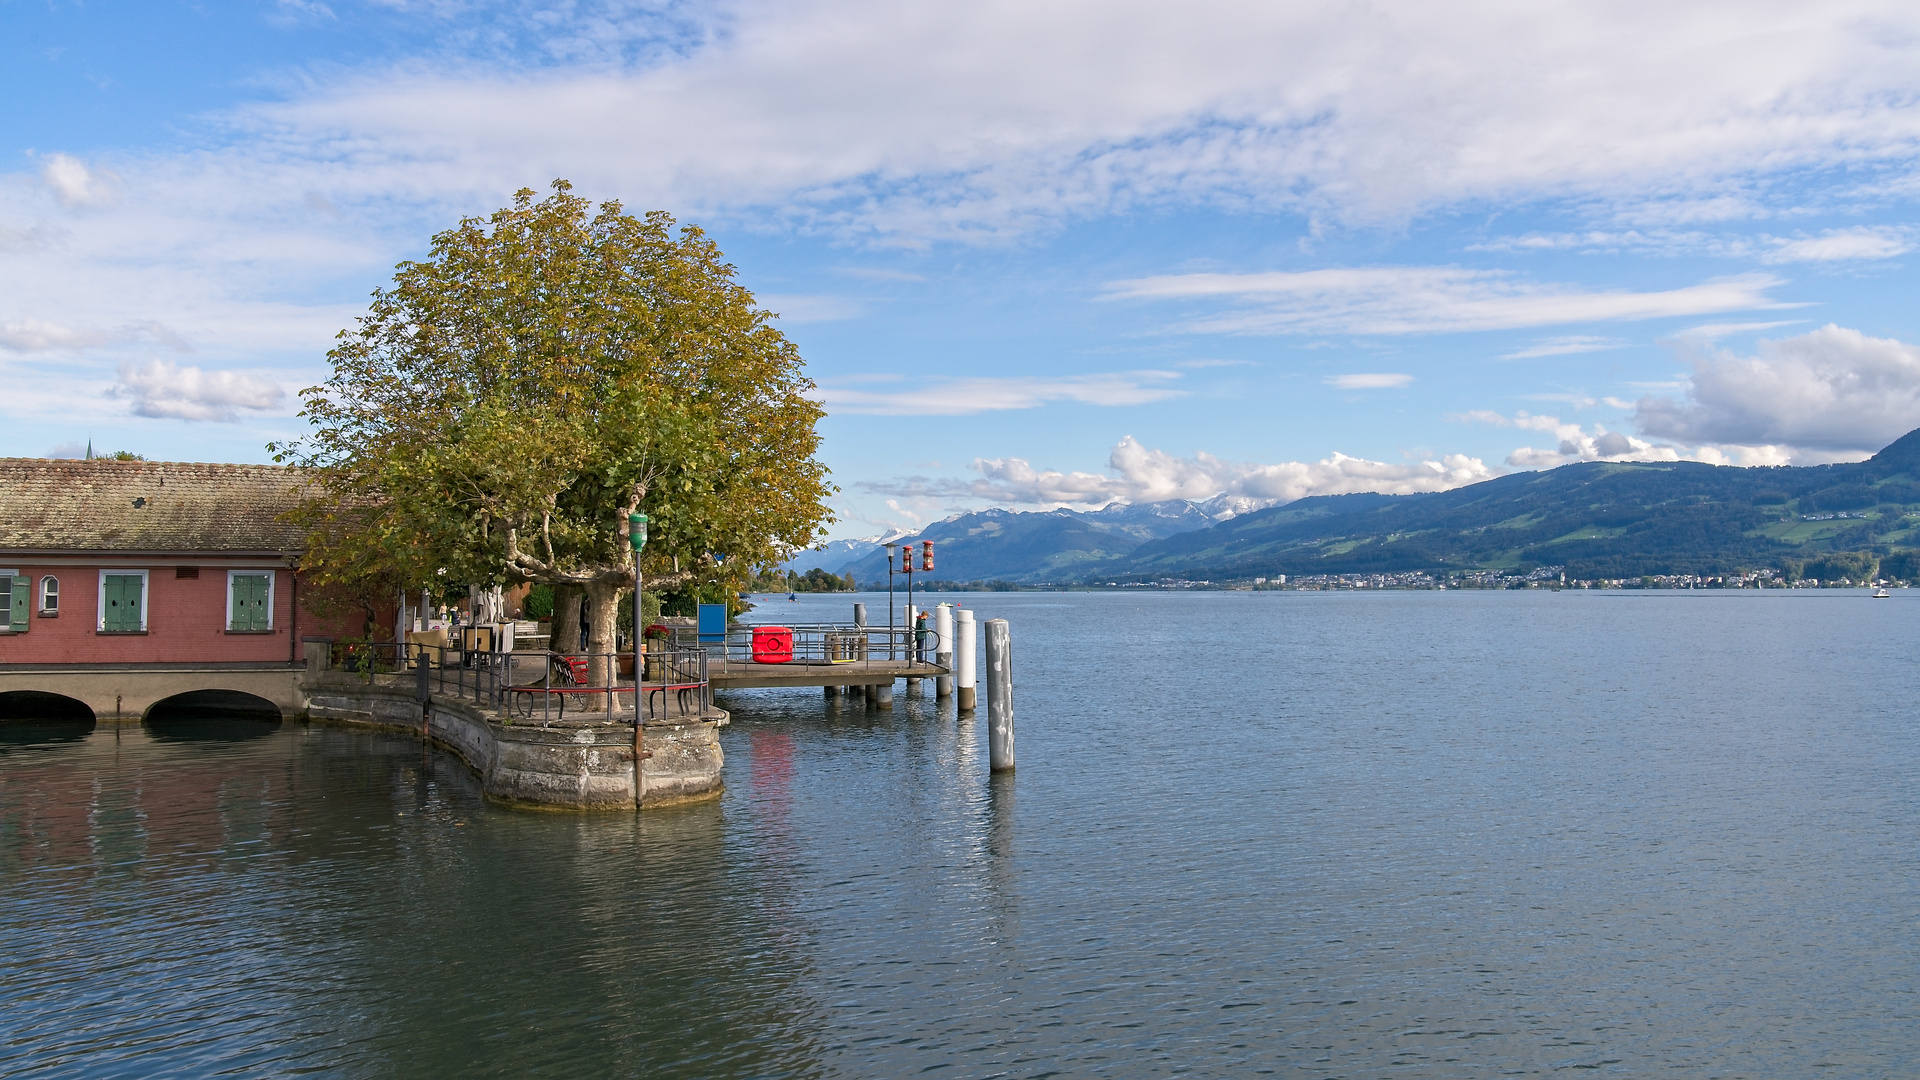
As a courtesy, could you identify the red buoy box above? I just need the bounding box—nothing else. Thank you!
[751,625,794,664]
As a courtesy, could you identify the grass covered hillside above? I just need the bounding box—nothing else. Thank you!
[1105,428,1920,583]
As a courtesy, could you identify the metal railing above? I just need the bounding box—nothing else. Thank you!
[327,640,711,727]
[678,623,945,669]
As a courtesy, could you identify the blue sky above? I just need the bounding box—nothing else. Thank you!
[7,0,1920,542]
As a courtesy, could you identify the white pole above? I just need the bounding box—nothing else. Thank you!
[985,618,1014,772]
[954,608,976,711]
[934,602,953,698]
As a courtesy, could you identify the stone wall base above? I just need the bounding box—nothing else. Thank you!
[303,675,723,810]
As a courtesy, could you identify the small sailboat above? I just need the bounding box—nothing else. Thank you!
[787,569,798,602]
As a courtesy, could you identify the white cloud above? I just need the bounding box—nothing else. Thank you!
[6,0,1920,447]
[1502,336,1626,359]
[39,154,115,209]
[1762,227,1913,263]
[0,3,1916,409]
[44,441,87,459]
[872,435,1496,508]
[113,359,286,422]
[1324,372,1411,389]
[1175,358,1255,369]
[0,318,189,353]
[1524,393,1598,409]
[1100,268,1795,336]
[1496,413,1687,468]
[1470,226,1914,263]
[1457,405,1804,467]
[833,267,926,282]
[194,0,1920,242]
[817,370,1184,415]
[0,318,116,352]
[1668,320,1807,341]
[0,224,63,253]
[1633,323,1920,454]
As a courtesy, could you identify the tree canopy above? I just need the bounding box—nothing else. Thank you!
[275,181,833,658]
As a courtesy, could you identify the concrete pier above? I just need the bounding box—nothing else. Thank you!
[304,672,727,809]
[870,682,894,709]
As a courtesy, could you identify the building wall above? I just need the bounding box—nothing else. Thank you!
[0,556,377,665]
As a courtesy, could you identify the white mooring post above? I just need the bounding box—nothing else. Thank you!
[955,608,977,711]
[848,602,867,697]
[934,603,953,698]
[985,618,1014,772]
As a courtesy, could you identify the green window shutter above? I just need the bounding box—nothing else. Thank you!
[252,574,270,630]
[104,574,143,632]
[232,573,270,631]
[6,577,23,632]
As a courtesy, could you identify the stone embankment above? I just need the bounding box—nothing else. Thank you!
[302,672,725,810]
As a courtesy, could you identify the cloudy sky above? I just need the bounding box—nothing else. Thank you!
[7,0,1920,540]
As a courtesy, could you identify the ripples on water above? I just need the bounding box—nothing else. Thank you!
[2,591,1917,1077]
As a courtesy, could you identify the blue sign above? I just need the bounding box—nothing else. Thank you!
[697,603,728,643]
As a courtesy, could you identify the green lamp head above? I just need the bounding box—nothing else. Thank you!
[627,513,648,551]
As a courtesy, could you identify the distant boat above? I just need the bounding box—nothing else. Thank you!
[787,570,798,602]
[1873,587,1891,598]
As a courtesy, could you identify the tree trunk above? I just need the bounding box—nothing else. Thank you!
[583,579,629,688]
[553,587,584,654]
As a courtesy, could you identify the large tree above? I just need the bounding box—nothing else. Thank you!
[276,182,833,681]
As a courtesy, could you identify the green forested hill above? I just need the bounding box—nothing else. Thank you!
[1106,428,1920,582]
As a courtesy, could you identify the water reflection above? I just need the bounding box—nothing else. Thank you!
[0,718,95,746]
[143,717,282,742]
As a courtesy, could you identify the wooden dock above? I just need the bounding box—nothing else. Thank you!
[707,657,947,690]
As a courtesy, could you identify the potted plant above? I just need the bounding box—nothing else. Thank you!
[642,623,672,680]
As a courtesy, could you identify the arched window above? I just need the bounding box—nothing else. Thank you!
[38,576,58,616]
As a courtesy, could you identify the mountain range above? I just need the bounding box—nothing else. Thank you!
[827,427,1920,586]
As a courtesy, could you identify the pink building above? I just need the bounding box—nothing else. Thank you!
[0,459,374,666]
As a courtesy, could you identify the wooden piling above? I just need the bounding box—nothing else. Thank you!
[985,618,1013,772]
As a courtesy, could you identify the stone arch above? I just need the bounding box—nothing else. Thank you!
[0,691,97,744]
[144,689,282,741]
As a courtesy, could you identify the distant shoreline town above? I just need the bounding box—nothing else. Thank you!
[770,565,1881,593]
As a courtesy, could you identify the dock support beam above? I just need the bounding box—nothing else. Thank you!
[955,608,977,711]
[870,682,893,709]
[985,618,1013,771]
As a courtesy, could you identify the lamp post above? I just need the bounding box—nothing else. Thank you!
[902,543,914,656]
[884,543,898,659]
[628,513,649,809]
[628,512,648,691]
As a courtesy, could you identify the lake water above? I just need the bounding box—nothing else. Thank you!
[3,590,1918,1078]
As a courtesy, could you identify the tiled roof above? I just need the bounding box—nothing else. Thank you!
[0,459,310,554]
